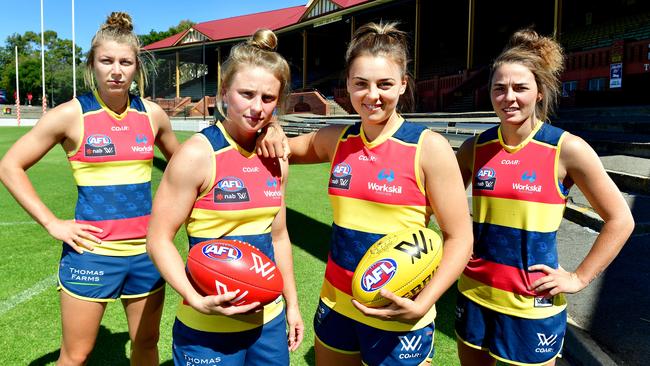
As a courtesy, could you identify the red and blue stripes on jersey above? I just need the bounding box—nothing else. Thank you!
[459,122,570,319]
[68,91,154,255]
[322,120,437,331]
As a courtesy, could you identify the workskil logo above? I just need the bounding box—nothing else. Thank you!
[368,168,402,195]
[513,170,542,193]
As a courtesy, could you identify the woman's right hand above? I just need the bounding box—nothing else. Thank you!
[45,218,103,253]
[186,291,261,316]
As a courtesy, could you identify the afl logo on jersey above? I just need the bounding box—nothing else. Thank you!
[329,162,352,190]
[84,134,116,157]
[214,176,250,203]
[476,168,496,180]
[474,167,496,190]
[87,134,112,147]
[202,242,242,262]
[360,259,397,292]
[217,177,245,192]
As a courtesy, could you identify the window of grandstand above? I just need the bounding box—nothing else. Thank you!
[588,78,607,91]
[562,81,578,97]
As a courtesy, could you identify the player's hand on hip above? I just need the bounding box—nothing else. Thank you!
[45,219,102,253]
[528,264,588,295]
[352,289,425,323]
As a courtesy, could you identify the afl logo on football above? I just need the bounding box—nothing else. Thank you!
[332,162,352,178]
[360,258,397,292]
[86,134,112,147]
[217,177,245,192]
[476,167,496,180]
[202,242,242,262]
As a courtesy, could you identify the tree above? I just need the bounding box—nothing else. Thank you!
[0,30,84,106]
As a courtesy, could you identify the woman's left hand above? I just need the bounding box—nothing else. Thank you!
[351,289,428,323]
[285,304,304,351]
[528,264,588,295]
[256,122,289,160]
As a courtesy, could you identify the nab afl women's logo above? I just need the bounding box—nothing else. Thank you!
[329,162,352,190]
[202,242,242,261]
[84,134,116,157]
[474,167,496,190]
[360,259,397,292]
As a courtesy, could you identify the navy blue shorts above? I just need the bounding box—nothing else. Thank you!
[314,300,435,366]
[455,294,566,365]
[58,244,164,301]
[173,311,289,366]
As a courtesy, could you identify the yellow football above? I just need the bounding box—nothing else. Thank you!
[351,227,443,308]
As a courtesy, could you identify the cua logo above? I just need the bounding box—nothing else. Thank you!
[360,259,397,292]
[202,242,242,261]
[86,134,112,147]
[476,167,496,180]
[217,177,246,192]
[332,162,352,178]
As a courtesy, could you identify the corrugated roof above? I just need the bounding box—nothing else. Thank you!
[144,1,373,51]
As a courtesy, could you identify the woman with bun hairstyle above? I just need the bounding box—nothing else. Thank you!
[146,28,303,366]
[276,22,473,365]
[0,12,179,365]
[455,29,634,366]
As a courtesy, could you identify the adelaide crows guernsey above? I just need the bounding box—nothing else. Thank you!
[458,122,569,319]
[323,119,436,331]
[177,121,284,333]
[67,91,154,256]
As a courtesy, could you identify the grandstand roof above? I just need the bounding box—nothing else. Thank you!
[143,0,372,51]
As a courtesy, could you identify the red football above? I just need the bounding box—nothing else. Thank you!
[187,239,284,306]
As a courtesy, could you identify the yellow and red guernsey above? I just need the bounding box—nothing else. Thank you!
[323,119,436,331]
[68,91,154,256]
[179,121,284,333]
[459,122,570,319]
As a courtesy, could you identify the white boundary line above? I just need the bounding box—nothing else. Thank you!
[0,221,38,226]
[0,274,57,317]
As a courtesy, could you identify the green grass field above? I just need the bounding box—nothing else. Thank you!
[0,126,461,365]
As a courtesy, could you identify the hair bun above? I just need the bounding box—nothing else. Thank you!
[248,29,278,52]
[508,28,564,75]
[104,12,134,33]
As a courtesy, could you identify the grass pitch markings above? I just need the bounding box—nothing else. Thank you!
[0,274,57,317]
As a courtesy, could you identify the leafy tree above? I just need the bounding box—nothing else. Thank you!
[0,30,84,106]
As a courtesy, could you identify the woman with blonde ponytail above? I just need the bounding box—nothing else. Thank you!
[146,28,303,366]
[0,12,180,365]
[454,29,634,366]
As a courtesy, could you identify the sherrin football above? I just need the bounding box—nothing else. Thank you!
[187,239,283,306]
[351,227,443,307]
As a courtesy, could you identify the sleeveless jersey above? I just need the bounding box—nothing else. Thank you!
[177,121,284,333]
[323,119,436,331]
[458,122,570,319]
[68,91,154,256]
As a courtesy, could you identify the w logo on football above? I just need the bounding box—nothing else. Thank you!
[249,253,277,280]
[393,229,435,264]
[214,279,249,305]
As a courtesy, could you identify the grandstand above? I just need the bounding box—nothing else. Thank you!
[142,0,650,116]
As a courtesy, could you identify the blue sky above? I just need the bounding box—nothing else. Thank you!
[1,0,307,51]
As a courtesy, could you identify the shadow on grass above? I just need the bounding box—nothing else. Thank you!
[286,208,331,262]
[153,156,168,173]
[28,326,129,366]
